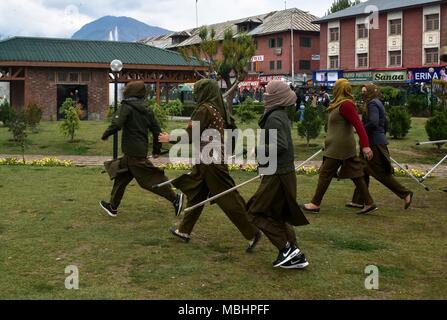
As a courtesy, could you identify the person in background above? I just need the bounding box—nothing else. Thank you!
[347,84,413,210]
[301,79,378,215]
[100,81,184,218]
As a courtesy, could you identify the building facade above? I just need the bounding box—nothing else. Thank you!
[142,8,321,88]
[313,0,447,86]
[0,37,205,120]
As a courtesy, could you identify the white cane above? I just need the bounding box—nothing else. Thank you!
[419,154,447,183]
[390,157,430,191]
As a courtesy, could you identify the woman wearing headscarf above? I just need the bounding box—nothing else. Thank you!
[247,80,310,269]
[159,79,262,251]
[302,79,378,215]
[348,84,413,209]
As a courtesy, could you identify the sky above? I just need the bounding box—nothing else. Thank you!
[0,0,335,38]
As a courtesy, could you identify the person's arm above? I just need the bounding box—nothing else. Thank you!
[339,101,370,149]
[264,115,288,156]
[102,104,130,140]
[147,108,162,156]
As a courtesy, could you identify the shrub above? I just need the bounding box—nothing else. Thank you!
[0,100,12,126]
[406,94,429,117]
[148,101,168,130]
[7,109,27,163]
[25,103,43,133]
[425,111,447,150]
[59,98,81,142]
[164,99,184,117]
[297,104,323,146]
[237,97,258,123]
[387,106,412,139]
[380,87,406,107]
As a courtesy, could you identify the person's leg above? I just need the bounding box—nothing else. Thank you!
[130,158,177,203]
[351,177,377,214]
[110,171,134,209]
[306,158,342,209]
[249,214,289,250]
[177,187,209,235]
[351,173,369,206]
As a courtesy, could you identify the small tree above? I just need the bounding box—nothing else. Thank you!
[148,100,168,130]
[25,103,43,133]
[426,111,447,150]
[327,0,360,15]
[238,97,258,123]
[60,98,80,142]
[164,99,184,117]
[7,110,27,163]
[388,106,412,139]
[297,104,323,146]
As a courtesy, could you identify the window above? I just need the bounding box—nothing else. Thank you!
[57,72,67,82]
[300,60,311,70]
[254,40,259,50]
[81,72,91,82]
[389,51,402,66]
[389,19,402,36]
[300,37,311,48]
[270,61,275,70]
[277,37,283,48]
[329,27,339,42]
[425,14,440,31]
[425,48,439,64]
[329,56,339,69]
[48,72,55,82]
[276,60,282,70]
[357,24,368,39]
[268,38,276,48]
[69,73,79,82]
[357,53,368,68]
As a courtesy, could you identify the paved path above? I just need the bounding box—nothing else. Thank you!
[1,154,446,177]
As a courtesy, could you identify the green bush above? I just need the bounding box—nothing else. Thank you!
[0,100,13,126]
[25,103,43,133]
[237,97,258,123]
[163,99,184,117]
[387,106,412,139]
[59,98,81,142]
[425,111,447,150]
[148,101,168,130]
[380,87,406,107]
[297,104,323,146]
[7,109,27,163]
[406,94,429,117]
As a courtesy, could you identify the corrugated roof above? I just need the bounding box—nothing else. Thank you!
[141,8,319,49]
[249,8,320,36]
[0,37,203,66]
[314,0,445,23]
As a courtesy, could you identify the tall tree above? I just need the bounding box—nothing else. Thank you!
[180,26,256,111]
[327,0,361,15]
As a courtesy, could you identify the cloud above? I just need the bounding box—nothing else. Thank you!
[0,0,334,38]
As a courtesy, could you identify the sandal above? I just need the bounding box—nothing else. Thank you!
[169,227,191,243]
[357,205,379,215]
[404,192,414,210]
[346,202,364,209]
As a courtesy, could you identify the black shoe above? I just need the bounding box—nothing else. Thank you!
[404,192,414,210]
[173,193,185,217]
[444,188,447,193]
[346,202,364,209]
[100,201,118,217]
[169,227,190,243]
[273,243,301,268]
[246,230,262,253]
[280,253,310,269]
[356,204,379,215]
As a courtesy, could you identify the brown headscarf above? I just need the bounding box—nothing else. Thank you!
[193,79,231,126]
[263,80,297,114]
[123,81,147,99]
[327,78,355,113]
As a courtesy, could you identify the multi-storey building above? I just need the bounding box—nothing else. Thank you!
[313,0,447,87]
[142,8,320,88]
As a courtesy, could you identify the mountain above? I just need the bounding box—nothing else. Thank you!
[71,16,170,42]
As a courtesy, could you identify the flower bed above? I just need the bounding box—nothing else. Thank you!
[0,157,73,167]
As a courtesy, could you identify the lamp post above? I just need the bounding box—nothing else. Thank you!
[110,59,123,160]
[429,67,435,116]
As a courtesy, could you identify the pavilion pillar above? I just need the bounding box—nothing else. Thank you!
[24,67,30,108]
[156,80,161,106]
[165,84,170,103]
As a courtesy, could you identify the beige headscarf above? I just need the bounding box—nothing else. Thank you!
[263,80,297,114]
[327,78,355,113]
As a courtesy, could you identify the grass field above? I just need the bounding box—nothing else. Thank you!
[0,166,446,299]
[1,118,445,164]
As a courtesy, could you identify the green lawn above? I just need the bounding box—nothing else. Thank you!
[0,166,446,299]
[1,118,445,163]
